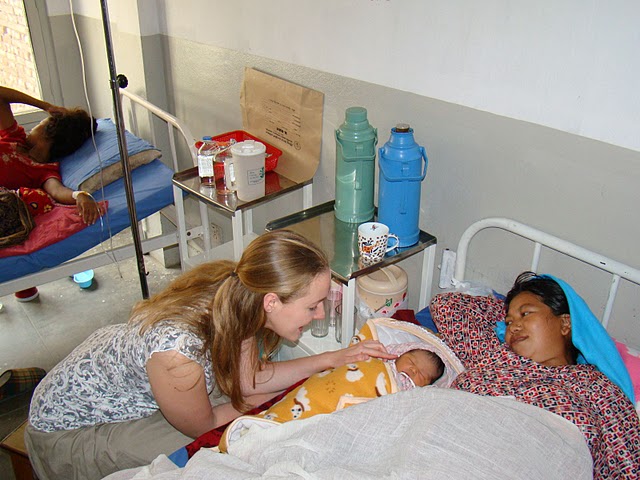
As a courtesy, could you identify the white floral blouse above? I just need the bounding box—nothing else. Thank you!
[29,322,213,432]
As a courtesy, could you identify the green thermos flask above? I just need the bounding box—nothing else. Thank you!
[334,107,377,223]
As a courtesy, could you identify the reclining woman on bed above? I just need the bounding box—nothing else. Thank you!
[0,86,104,300]
[0,86,102,224]
[431,272,640,479]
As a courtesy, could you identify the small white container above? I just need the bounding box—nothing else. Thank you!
[229,140,266,201]
[356,265,408,319]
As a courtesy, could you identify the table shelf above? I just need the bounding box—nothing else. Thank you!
[266,201,437,350]
[172,167,312,264]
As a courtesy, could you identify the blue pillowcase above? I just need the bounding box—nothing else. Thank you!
[416,306,439,333]
[59,118,156,190]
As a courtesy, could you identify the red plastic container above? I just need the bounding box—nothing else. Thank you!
[195,130,281,173]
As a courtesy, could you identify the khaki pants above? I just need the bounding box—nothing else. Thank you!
[24,410,192,480]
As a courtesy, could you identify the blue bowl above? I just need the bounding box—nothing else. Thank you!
[73,270,94,289]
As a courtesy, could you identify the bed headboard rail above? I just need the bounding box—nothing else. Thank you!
[453,217,640,328]
[119,89,198,170]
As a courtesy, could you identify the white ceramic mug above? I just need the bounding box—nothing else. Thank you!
[228,140,266,201]
[357,222,399,265]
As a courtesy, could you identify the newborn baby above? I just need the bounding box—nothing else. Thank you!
[218,319,466,453]
[241,341,446,425]
[386,342,445,390]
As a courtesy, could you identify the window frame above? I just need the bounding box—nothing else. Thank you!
[18,0,64,129]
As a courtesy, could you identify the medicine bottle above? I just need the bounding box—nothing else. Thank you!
[197,136,216,186]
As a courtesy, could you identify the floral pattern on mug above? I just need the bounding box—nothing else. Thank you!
[358,222,399,265]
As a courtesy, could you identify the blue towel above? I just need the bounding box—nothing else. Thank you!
[168,446,188,467]
[495,274,635,403]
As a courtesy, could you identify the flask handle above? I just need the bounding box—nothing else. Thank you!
[335,130,378,162]
[377,146,428,182]
[378,147,428,215]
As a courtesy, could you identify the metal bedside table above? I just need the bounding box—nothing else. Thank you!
[172,167,312,267]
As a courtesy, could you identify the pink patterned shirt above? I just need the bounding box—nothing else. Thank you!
[431,292,640,479]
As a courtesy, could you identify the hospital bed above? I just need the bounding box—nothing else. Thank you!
[0,90,198,297]
[106,216,640,480]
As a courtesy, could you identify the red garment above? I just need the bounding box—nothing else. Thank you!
[431,292,640,480]
[16,187,55,216]
[390,309,420,326]
[0,121,61,189]
[184,378,307,459]
[0,201,107,259]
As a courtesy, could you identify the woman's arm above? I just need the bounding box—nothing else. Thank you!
[0,86,57,130]
[146,350,217,438]
[240,338,397,396]
[591,376,640,476]
[430,292,505,366]
[42,177,101,225]
[210,392,282,427]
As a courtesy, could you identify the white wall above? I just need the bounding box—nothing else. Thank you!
[155,1,640,153]
[50,1,640,152]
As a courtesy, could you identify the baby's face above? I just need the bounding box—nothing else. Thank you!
[395,350,439,387]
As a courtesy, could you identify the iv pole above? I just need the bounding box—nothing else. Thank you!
[99,0,149,299]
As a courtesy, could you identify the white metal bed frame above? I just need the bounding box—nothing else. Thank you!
[0,90,197,297]
[453,217,640,329]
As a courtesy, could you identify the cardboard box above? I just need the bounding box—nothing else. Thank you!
[240,67,324,184]
[0,421,36,480]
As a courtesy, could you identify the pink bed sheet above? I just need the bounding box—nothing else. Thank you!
[0,201,108,258]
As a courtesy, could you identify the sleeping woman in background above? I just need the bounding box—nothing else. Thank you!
[0,86,103,301]
[0,86,101,224]
[430,272,640,479]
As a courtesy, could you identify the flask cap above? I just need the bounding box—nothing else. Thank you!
[345,106,368,124]
[338,107,375,139]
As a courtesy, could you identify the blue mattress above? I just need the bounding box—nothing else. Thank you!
[0,159,174,283]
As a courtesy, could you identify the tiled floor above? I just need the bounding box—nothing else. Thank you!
[0,252,182,479]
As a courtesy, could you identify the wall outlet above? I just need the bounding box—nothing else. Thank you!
[439,249,457,288]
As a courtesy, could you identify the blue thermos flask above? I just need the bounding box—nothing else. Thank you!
[334,107,377,223]
[377,124,428,247]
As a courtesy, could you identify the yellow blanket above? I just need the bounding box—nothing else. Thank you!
[219,318,465,452]
[262,358,393,423]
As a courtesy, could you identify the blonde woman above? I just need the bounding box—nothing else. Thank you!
[25,230,394,480]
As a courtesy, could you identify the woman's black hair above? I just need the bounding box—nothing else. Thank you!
[504,271,569,316]
[45,108,97,160]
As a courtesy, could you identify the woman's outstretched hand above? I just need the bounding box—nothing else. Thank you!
[331,340,397,366]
